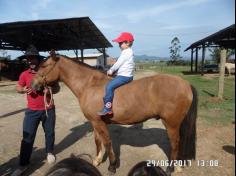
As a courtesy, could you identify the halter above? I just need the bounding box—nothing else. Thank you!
[37,61,58,87]
[38,49,58,87]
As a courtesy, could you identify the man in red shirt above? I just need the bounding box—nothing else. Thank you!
[12,45,57,176]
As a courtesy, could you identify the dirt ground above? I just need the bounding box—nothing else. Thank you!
[0,71,235,176]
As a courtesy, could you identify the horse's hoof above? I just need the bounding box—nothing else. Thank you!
[174,165,183,173]
[93,158,101,166]
[108,165,116,174]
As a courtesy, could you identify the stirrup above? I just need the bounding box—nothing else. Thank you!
[97,109,113,116]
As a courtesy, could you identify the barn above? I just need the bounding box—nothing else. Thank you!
[0,17,112,80]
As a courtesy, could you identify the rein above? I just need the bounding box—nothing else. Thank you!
[44,86,54,117]
[38,57,57,117]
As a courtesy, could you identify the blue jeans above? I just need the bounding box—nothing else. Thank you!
[20,108,56,166]
[104,75,133,108]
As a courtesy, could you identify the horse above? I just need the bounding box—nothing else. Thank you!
[225,63,235,75]
[31,54,198,176]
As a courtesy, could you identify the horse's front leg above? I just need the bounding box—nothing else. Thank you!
[93,128,103,166]
[93,120,117,174]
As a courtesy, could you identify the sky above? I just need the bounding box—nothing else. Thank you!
[0,0,235,58]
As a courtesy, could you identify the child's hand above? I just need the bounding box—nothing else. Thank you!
[107,70,113,76]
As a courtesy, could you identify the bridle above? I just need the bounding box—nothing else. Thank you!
[37,60,58,87]
[37,49,58,87]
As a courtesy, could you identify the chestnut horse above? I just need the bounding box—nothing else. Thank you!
[31,55,197,176]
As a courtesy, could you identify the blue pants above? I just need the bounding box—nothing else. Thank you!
[20,108,56,166]
[104,75,133,108]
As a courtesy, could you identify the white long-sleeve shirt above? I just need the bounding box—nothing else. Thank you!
[109,48,135,77]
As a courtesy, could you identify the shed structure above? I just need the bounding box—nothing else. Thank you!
[185,24,235,75]
[0,17,112,65]
[185,24,235,99]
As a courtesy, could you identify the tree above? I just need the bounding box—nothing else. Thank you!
[169,37,182,64]
[208,47,235,63]
[226,49,235,61]
[208,47,221,63]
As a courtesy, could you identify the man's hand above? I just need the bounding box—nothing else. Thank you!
[107,70,113,76]
[16,85,28,94]
[24,87,33,95]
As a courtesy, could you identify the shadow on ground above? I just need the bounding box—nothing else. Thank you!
[0,122,169,175]
[0,122,92,176]
[0,108,27,119]
[104,123,170,168]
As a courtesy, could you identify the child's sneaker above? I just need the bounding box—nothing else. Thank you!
[97,108,113,116]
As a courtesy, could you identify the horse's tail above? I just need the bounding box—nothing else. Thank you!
[178,85,198,160]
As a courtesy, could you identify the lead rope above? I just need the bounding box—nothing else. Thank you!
[44,86,54,117]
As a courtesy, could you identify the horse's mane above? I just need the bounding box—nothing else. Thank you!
[59,54,108,75]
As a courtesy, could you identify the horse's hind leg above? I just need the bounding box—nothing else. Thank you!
[92,121,117,174]
[166,125,181,175]
[93,128,103,166]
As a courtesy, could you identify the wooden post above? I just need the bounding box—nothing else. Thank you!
[75,49,78,60]
[102,48,106,68]
[0,67,2,81]
[218,48,227,99]
[191,48,193,72]
[201,45,205,76]
[81,49,84,63]
[195,48,198,73]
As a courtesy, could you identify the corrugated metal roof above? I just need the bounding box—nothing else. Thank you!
[0,17,112,51]
[67,53,104,58]
[185,24,235,51]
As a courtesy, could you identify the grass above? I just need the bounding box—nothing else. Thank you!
[137,64,235,125]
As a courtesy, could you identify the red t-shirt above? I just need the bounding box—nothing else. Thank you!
[18,69,54,110]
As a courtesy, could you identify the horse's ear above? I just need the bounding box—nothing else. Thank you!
[49,49,59,61]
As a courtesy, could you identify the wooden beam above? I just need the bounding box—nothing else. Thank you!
[102,48,106,67]
[191,48,193,72]
[80,49,84,63]
[201,45,206,76]
[74,49,78,59]
[195,48,199,72]
[218,48,227,99]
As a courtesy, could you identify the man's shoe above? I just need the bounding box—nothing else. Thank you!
[47,153,56,164]
[97,108,113,116]
[11,166,28,176]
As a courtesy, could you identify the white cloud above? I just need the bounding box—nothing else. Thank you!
[160,24,197,30]
[34,0,52,9]
[31,0,53,19]
[94,20,114,30]
[126,0,211,23]
[31,12,39,19]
